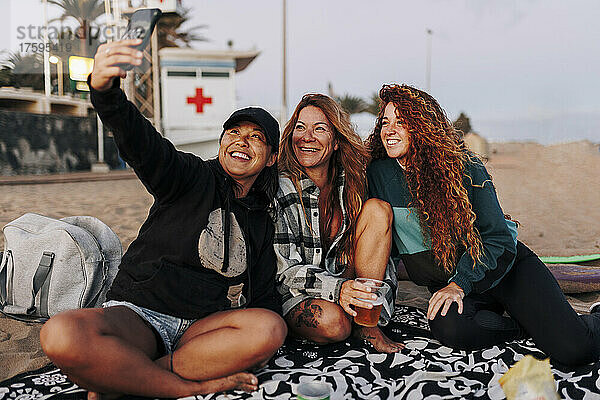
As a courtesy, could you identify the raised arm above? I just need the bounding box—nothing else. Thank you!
[89,40,203,202]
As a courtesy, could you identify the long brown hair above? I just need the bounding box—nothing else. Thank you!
[366,84,482,272]
[279,94,369,265]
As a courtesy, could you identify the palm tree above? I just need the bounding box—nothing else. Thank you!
[47,0,105,57]
[453,112,472,136]
[364,92,381,116]
[0,51,44,89]
[335,94,368,115]
[156,7,208,49]
[46,1,207,52]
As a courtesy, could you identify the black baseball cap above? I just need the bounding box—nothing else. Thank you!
[222,107,280,153]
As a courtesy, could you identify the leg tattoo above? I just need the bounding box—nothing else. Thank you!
[293,299,323,329]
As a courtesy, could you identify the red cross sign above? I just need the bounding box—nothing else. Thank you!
[187,88,213,113]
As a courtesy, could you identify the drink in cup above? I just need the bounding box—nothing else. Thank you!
[354,298,384,327]
[353,278,389,327]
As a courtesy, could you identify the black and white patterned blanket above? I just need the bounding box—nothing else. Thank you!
[2,306,599,399]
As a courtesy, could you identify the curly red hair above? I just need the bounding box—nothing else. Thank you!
[366,84,482,273]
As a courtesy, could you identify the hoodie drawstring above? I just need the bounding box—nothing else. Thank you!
[221,196,231,273]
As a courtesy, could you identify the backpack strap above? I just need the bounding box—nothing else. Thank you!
[28,251,55,318]
[0,250,9,306]
[0,250,48,322]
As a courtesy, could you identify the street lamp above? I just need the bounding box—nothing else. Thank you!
[425,29,433,92]
[281,0,287,126]
[49,55,63,96]
[43,0,51,97]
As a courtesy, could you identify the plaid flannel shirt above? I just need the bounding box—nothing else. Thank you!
[274,173,349,315]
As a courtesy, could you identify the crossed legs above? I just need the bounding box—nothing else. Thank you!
[40,306,286,398]
[286,198,403,352]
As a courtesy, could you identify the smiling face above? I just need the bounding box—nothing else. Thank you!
[292,105,339,179]
[218,121,276,196]
[380,102,410,164]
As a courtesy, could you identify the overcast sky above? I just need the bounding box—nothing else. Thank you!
[2,0,599,143]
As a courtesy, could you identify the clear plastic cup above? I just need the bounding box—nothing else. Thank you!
[353,278,389,327]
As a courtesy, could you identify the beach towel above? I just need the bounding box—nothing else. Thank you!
[1,305,599,399]
[548,263,600,293]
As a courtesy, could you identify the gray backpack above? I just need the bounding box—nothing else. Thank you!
[0,213,122,321]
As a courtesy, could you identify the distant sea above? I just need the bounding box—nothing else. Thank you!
[476,113,600,144]
[352,113,600,145]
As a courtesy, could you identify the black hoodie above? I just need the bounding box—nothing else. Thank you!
[90,78,281,319]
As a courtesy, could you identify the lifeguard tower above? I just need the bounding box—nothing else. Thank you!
[159,48,259,158]
[115,1,260,159]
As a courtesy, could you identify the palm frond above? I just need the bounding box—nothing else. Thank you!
[335,94,368,115]
[156,6,209,49]
[46,0,104,25]
[364,92,381,115]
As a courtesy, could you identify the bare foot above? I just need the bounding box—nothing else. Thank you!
[190,371,259,394]
[353,325,404,353]
[86,373,257,399]
[87,392,121,400]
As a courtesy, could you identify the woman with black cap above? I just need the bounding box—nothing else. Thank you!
[40,38,287,399]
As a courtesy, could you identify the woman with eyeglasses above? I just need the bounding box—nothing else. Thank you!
[274,94,402,353]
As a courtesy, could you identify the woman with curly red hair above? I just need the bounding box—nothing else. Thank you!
[366,84,600,365]
[275,93,402,352]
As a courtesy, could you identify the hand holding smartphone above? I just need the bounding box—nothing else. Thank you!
[118,8,162,71]
[90,8,162,91]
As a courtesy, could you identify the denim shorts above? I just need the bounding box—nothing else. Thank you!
[103,300,196,355]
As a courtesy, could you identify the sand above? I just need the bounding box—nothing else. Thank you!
[0,178,153,251]
[488,141,600,256]
[1,140,599,381]
[0,178,153,381]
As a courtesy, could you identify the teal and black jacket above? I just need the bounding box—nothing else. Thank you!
[367,157,518,296]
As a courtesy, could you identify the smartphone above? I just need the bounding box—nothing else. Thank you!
[119,8,162,70]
